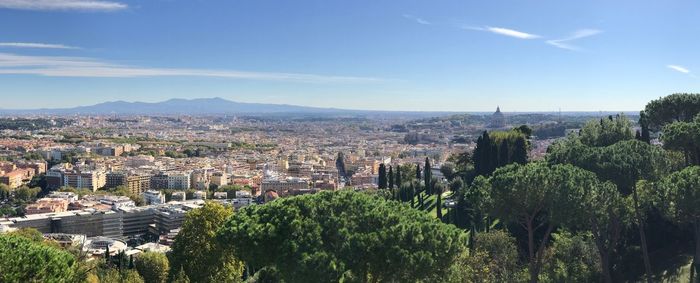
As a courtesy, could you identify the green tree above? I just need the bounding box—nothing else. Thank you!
[661,115,700,166]
[6,227,45,243]
[581,181,630,283]
[549,138,669,282]
[395,166,402,196]
[424,157,432,194]
[171,267,191,283]
[440,162,456,182]
[388,165,394,190]
[168,202,243,282]
[98,268,144,283]
[643,93,700,130]
[638,110,652,144]
[135,252,169,283]
[657,166,700,282]
[454,176,491,233]
[416,163,421,181]
[579,114,634,147]
[218,190,466,283]
[512,135,529,164]
[0,234,79,282]
[377,163,387,190]
[541,231,601,283]
[435,182,445,220]
[488,162,592,283]
[449,230,523,282]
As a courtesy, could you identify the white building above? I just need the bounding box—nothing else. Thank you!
[143,190,166,205]
[167,172,191,190]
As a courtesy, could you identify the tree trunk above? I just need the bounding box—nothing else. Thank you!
[601,253,612,283]
[533,224,554,283]
[527,220,537,283]
[593,232,613,283]
[633,187,653,283]
[692,221,700,283]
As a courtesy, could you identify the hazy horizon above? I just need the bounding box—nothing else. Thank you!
[0,96,645,113]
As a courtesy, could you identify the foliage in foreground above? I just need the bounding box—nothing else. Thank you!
[218,190,467,282]
[0,234,78,283]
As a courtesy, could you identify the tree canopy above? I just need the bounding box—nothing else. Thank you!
[217,190,467,282]
[168,202,243,282]
[643,93,700,129]
[0,234,79,283]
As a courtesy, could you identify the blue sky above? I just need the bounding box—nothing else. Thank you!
[0,0,698,111]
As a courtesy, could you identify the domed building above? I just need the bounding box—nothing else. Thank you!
[489,106,506,128]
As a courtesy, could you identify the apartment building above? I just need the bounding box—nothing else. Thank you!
[106,172,151,195]
[167,172,191,190]
[260,177,309,196]
[63,171,106,191]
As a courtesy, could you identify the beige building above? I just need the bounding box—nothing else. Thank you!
[211,172,228,187]
[106,172,151,195]
[25,198,70,215]
[63,171,107,191]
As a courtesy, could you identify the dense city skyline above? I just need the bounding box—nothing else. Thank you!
[1,0,698,111]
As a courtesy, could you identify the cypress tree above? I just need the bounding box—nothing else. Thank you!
[424,158,431,194]
[488,136,498,174]
[474,135,484,175]
[498,139,509,167]
[410,182,415,208]
[105,246,111,267]
[388,166,394,190]
[416,164,421,181]
[378,164,387,189]
[474,131,494,176]
[396,166,402,191]
[512,136,528,164]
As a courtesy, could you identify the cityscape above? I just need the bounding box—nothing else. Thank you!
[1,1,700,283]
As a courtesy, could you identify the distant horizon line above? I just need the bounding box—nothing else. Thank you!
[0,97,643,114]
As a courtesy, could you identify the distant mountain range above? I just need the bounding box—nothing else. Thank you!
[0,98,365,116]
[0,97,638,117]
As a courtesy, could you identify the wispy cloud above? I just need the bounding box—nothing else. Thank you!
[546,29,602,51]
[403,14,430,25]
[0,0,127,11]
[0,52,382,83]
[0,42,80,49]
[667,65,690,74]
[465,26,540,39]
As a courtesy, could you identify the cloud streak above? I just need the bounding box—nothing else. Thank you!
[0,52,382,83]
[403,14,430,25]
[546,29,602,51]
[0,42,80,49]
[0,0,126,11]
[667,65,690,74]
[465,26,540,39]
